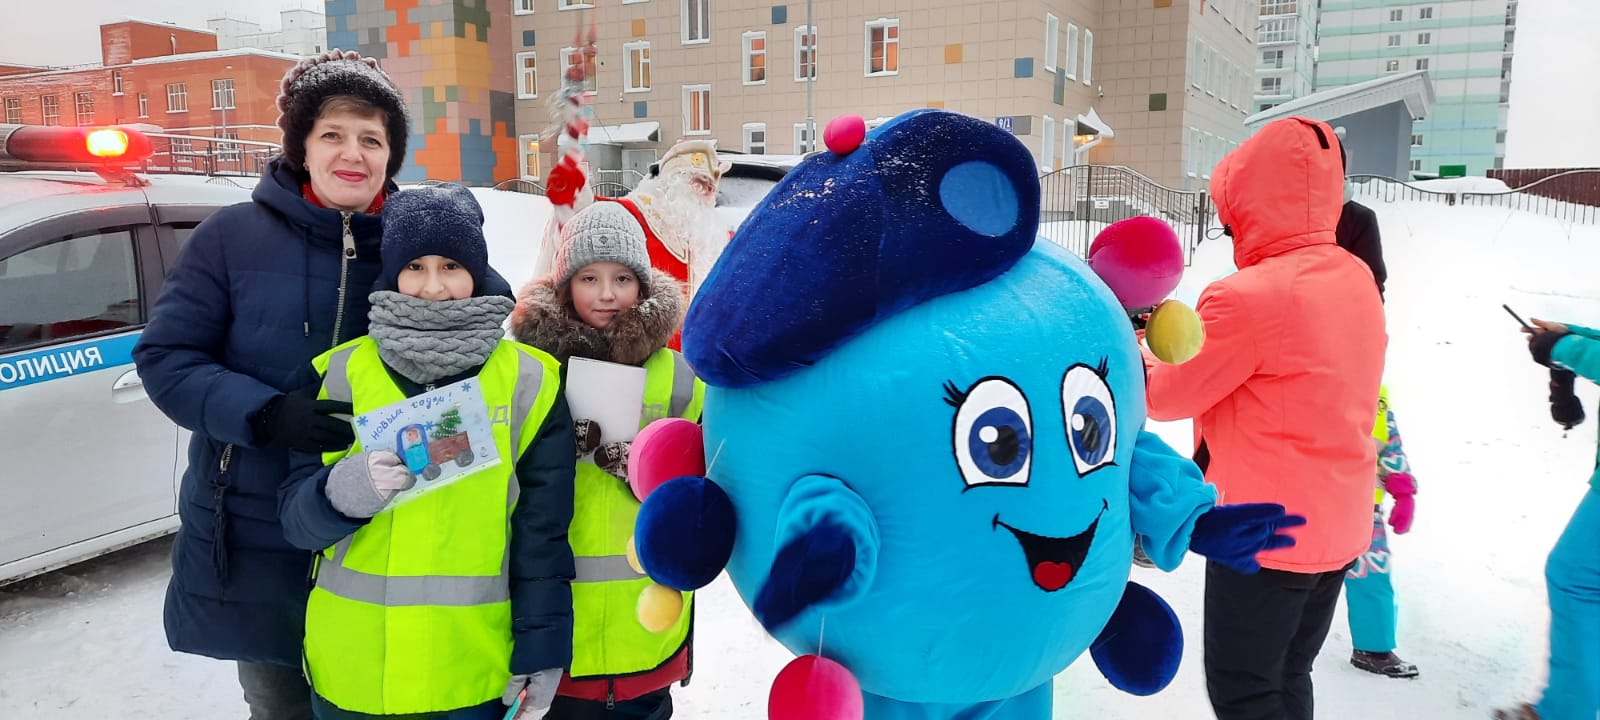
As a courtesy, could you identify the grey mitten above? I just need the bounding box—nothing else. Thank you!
[503,668,562,719]
[325,451,415,518]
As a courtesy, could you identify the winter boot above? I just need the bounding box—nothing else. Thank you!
[1491,703,1539,719]
[1132,537,1156,569]
[1350,650,1419,678]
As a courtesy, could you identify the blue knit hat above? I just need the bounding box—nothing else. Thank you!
[379,183,490,293]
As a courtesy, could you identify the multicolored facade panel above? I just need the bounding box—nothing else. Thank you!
[327,0,515,185]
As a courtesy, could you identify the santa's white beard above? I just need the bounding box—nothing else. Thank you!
[633,175,728,298]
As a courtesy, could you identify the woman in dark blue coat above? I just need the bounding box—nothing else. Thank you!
[134,50,419,720]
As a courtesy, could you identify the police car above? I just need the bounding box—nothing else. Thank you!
[0,124,253,585]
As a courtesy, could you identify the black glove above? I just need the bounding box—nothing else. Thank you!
[1549,368,1586,431]
[257,393,355,452]
[1529,330,1567,368]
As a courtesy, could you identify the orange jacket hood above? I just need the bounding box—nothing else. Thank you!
[1211,117,1347,269]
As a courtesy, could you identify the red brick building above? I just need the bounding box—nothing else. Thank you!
[0,19,298,170]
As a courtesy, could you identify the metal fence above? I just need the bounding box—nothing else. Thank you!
[137,133,277,177]
[1038,165,1213,264]
[491,178,631,199]
[1349,172,1600,224]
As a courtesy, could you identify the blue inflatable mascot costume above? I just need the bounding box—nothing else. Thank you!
[627,109,1305,719]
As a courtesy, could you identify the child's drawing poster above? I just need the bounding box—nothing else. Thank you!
[351,378,501,510]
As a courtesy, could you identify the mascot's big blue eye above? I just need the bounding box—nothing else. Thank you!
[951,378,1034,488]
[1062,365,1118,476]
[969,407,1031,478]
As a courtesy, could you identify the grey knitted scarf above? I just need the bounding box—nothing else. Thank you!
[367,291,514,385]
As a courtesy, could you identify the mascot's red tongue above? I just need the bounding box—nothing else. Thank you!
[1033,561,1077,591]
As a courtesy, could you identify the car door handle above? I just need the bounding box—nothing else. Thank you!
[112,369,148,403]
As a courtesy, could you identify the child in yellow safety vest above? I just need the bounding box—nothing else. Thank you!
[510,200,704,720]
[279,183,578,720]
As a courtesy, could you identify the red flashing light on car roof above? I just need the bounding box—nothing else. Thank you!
[85,128,131,158]
[0,124,154,166]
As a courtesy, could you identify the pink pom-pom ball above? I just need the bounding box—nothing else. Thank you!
[823,115,867,155]
[627,418,706,502]
[1087,216,1185,309]
[768,655,864,720]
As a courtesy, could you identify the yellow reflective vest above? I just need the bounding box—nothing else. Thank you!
[568,348,704,681]
[303,337,562,715]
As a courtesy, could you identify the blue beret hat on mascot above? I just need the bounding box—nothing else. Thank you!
[624,110,1306,719]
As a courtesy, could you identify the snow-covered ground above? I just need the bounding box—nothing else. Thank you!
[3,192,1597,719]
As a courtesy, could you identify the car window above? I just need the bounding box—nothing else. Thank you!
[717,176,780,209]
[170,224,199,248]
[0,227,141,352]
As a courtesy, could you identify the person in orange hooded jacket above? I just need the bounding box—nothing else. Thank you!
[1142,116,1388,720]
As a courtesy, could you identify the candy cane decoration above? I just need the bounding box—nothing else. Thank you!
[546,11,598,228]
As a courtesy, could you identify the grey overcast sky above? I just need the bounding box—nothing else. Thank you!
[0,0,1595,168]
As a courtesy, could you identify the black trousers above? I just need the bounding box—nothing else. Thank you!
[545,690,672,720]
[1203,560,1351,720]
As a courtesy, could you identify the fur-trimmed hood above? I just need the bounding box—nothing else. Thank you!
[509,268,685,366]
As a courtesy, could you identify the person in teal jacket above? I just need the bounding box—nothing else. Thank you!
[1495,317,1600,720]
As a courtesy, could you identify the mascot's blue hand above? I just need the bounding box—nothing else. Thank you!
[753,521,857,631]
[1187,503,1306,574]
[1090,582,1182,696]
[634,475,737,591]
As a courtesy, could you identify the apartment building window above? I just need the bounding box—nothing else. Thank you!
[1081,29,1093,84]
[1416,58,1430,71]
[795,25,817,82]
[682,0,709,44]
[1260,0,1297,15]
[1386,59,1400,72]
[563,47,598,94]
[137,93,148,118]
[742,122,766,154]
[1258,18,1295,44]
[558,0,594,9]
[74,92,93,125]
[730,33,762,86]
[1190,39,1204,88]
[166,83,188,113]
[1419,7,1434,19]
[516,52,539,98]
[1206,47,1219,94]
[683,85,710,135]
[3,98,18,124]
[1260,77,1282,95]
[515,0,535,14]
[1045,14,1059,72]
[112,70,124,96]
[519,134,541,179]
[1263,49,1284,69]
[1418,33,1432,45]
[1387,34,1401,47]
[794,123,814,153]
[865,18,899,76]
[41,95,59,125]
[1066,24,1080,79]
[217,130,240,162]
[625,41,652,92]
[1389,9,1403,22]
[1041,116,1056,172]
[212,78,235,110]
[1411,159,1422,172]
[1412,134,1423,147]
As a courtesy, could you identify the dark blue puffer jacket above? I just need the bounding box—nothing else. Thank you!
[134,159,514,666]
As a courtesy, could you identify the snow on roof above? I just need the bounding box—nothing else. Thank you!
[130,48,303,66]
[1246,71,1436,129]
[589,122,661,146]
[109,17,218,35]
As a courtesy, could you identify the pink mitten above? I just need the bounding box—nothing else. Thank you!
[1386,472,1416,534]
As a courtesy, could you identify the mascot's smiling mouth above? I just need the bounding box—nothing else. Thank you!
[993,499,1108,592]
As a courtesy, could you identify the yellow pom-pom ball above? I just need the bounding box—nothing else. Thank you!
[625,536,645,575]
[637,583,683,632]
[1146,299,1205,364]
